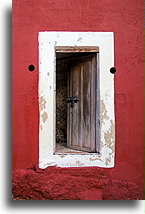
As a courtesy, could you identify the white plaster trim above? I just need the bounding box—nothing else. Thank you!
[38,32,115,168]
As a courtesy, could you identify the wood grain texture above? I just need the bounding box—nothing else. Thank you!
[67,54,97,152]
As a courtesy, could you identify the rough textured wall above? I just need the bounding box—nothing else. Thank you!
[56,58,67,145]
[12,0,143,190]
[12,167,143,200]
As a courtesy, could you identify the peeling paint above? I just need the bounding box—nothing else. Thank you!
[60,155,65,158]
[39,96,46,111]
[89,157,102,161]
[100,100,114,147]
[99,98,115,166]
[104,120,115,154]
[76,161,84,167]
[39,32,115,168]
[41,111,48,123]
[100,100,109,121]
[77,37,82,42]
[105,157,111,166]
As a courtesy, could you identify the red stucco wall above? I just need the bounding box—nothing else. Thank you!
[12,0,144,190]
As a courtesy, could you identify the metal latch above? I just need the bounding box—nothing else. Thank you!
[67,96,79,107]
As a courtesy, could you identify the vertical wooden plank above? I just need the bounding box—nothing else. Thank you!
[71,63,80,147]
[78,64,83,149]
[90,54,97,152]
[67,62,73,148]
[82,60,91,149]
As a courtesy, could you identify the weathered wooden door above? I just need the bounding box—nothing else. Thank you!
[67,53,97,152]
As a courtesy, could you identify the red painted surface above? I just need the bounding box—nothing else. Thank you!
[12,166,143,200]
[12,0,144,196]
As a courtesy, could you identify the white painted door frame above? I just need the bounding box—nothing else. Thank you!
[38,32,115,168]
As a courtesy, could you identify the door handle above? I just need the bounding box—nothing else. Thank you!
[67,96,79,107]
